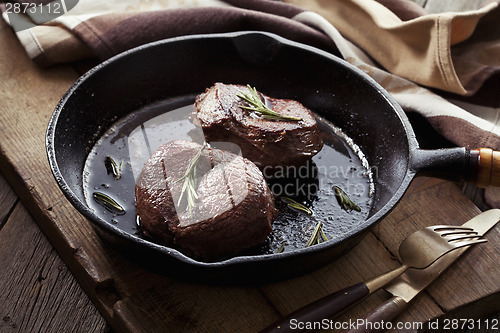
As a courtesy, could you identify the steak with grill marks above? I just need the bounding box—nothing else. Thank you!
[193,83,324,169]
[135,140,277,260]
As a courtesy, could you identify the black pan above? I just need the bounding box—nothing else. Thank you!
[46,31,497,284]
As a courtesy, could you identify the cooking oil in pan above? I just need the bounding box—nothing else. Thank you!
[83,96,374,256]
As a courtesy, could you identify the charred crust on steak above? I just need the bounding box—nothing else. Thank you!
[193,83,324,168]
[135,140,277,260]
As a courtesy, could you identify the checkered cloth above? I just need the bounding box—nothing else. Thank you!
[2,0,499,204]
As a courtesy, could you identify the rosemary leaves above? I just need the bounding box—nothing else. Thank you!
[306,221,328,247]
[279,197,327,249]
[104,156,122,180]
[237,85,302,121]
[176,143,206,216]
[92,192,125,215]
[334,186,361,212]
[281,197,313,215]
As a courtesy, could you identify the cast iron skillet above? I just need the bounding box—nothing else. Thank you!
[46,31,498,284]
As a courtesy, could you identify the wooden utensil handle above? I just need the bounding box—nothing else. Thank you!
[411,147,500,187]
[260,283,369,333]
[339,296,408,333]
[472,148,500,188]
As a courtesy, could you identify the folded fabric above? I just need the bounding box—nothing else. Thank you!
[285,0,500,96]
[0,0,338,66]
[1,1,499,192]
[284,1,500,151]
[282,0,499,208]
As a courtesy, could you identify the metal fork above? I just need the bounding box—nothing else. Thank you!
[261,225,487,333]
[365,225,486,292]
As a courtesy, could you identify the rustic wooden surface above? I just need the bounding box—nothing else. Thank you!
[2,168,499,333]
[0,0,499,332]
[0,173,111,332]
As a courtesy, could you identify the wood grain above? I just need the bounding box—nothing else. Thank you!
[0,18,279,333]
[0,169,17,229]
[0,176,110,332]
[0,1,499,332]
[372,180,500,332]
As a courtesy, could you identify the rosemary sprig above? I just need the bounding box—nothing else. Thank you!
[105,156,122,180]
[176,143,206,217]
[334,186,361,212]
[281,197,313,215]
[276,242,286,254]
[237,85,302,121]
[92,192,125,215]
[306,221,328,247]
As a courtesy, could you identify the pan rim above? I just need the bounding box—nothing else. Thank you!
[46,30,419,271]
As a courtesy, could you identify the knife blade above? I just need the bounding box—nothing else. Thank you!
[340,209,500,333]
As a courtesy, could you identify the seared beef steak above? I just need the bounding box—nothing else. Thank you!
[194,83,323,168]
[135,140,277,260]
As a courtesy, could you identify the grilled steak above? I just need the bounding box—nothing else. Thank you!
[135,140,277,260]
[193,83,324,169]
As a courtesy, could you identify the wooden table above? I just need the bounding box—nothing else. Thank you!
[0,171,110,332]
[1,7,499,333]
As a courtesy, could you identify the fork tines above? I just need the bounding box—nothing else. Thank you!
[431,225,488,246]
[448,238,488,248]
[432,225,474,232]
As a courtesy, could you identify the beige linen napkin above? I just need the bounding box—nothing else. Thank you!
[282,0,500,206]
[281,0,500,150]
[2,0,499,204]
[285,0,500,95]
[0,0,336,66]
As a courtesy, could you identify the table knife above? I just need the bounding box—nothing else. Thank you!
[260,209,500,333]
[340,209,500,333]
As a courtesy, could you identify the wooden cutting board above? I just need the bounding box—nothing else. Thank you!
[0,17,499,333]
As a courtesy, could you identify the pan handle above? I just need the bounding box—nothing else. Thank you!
[411,148,500,188]
[472,148,500,187]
